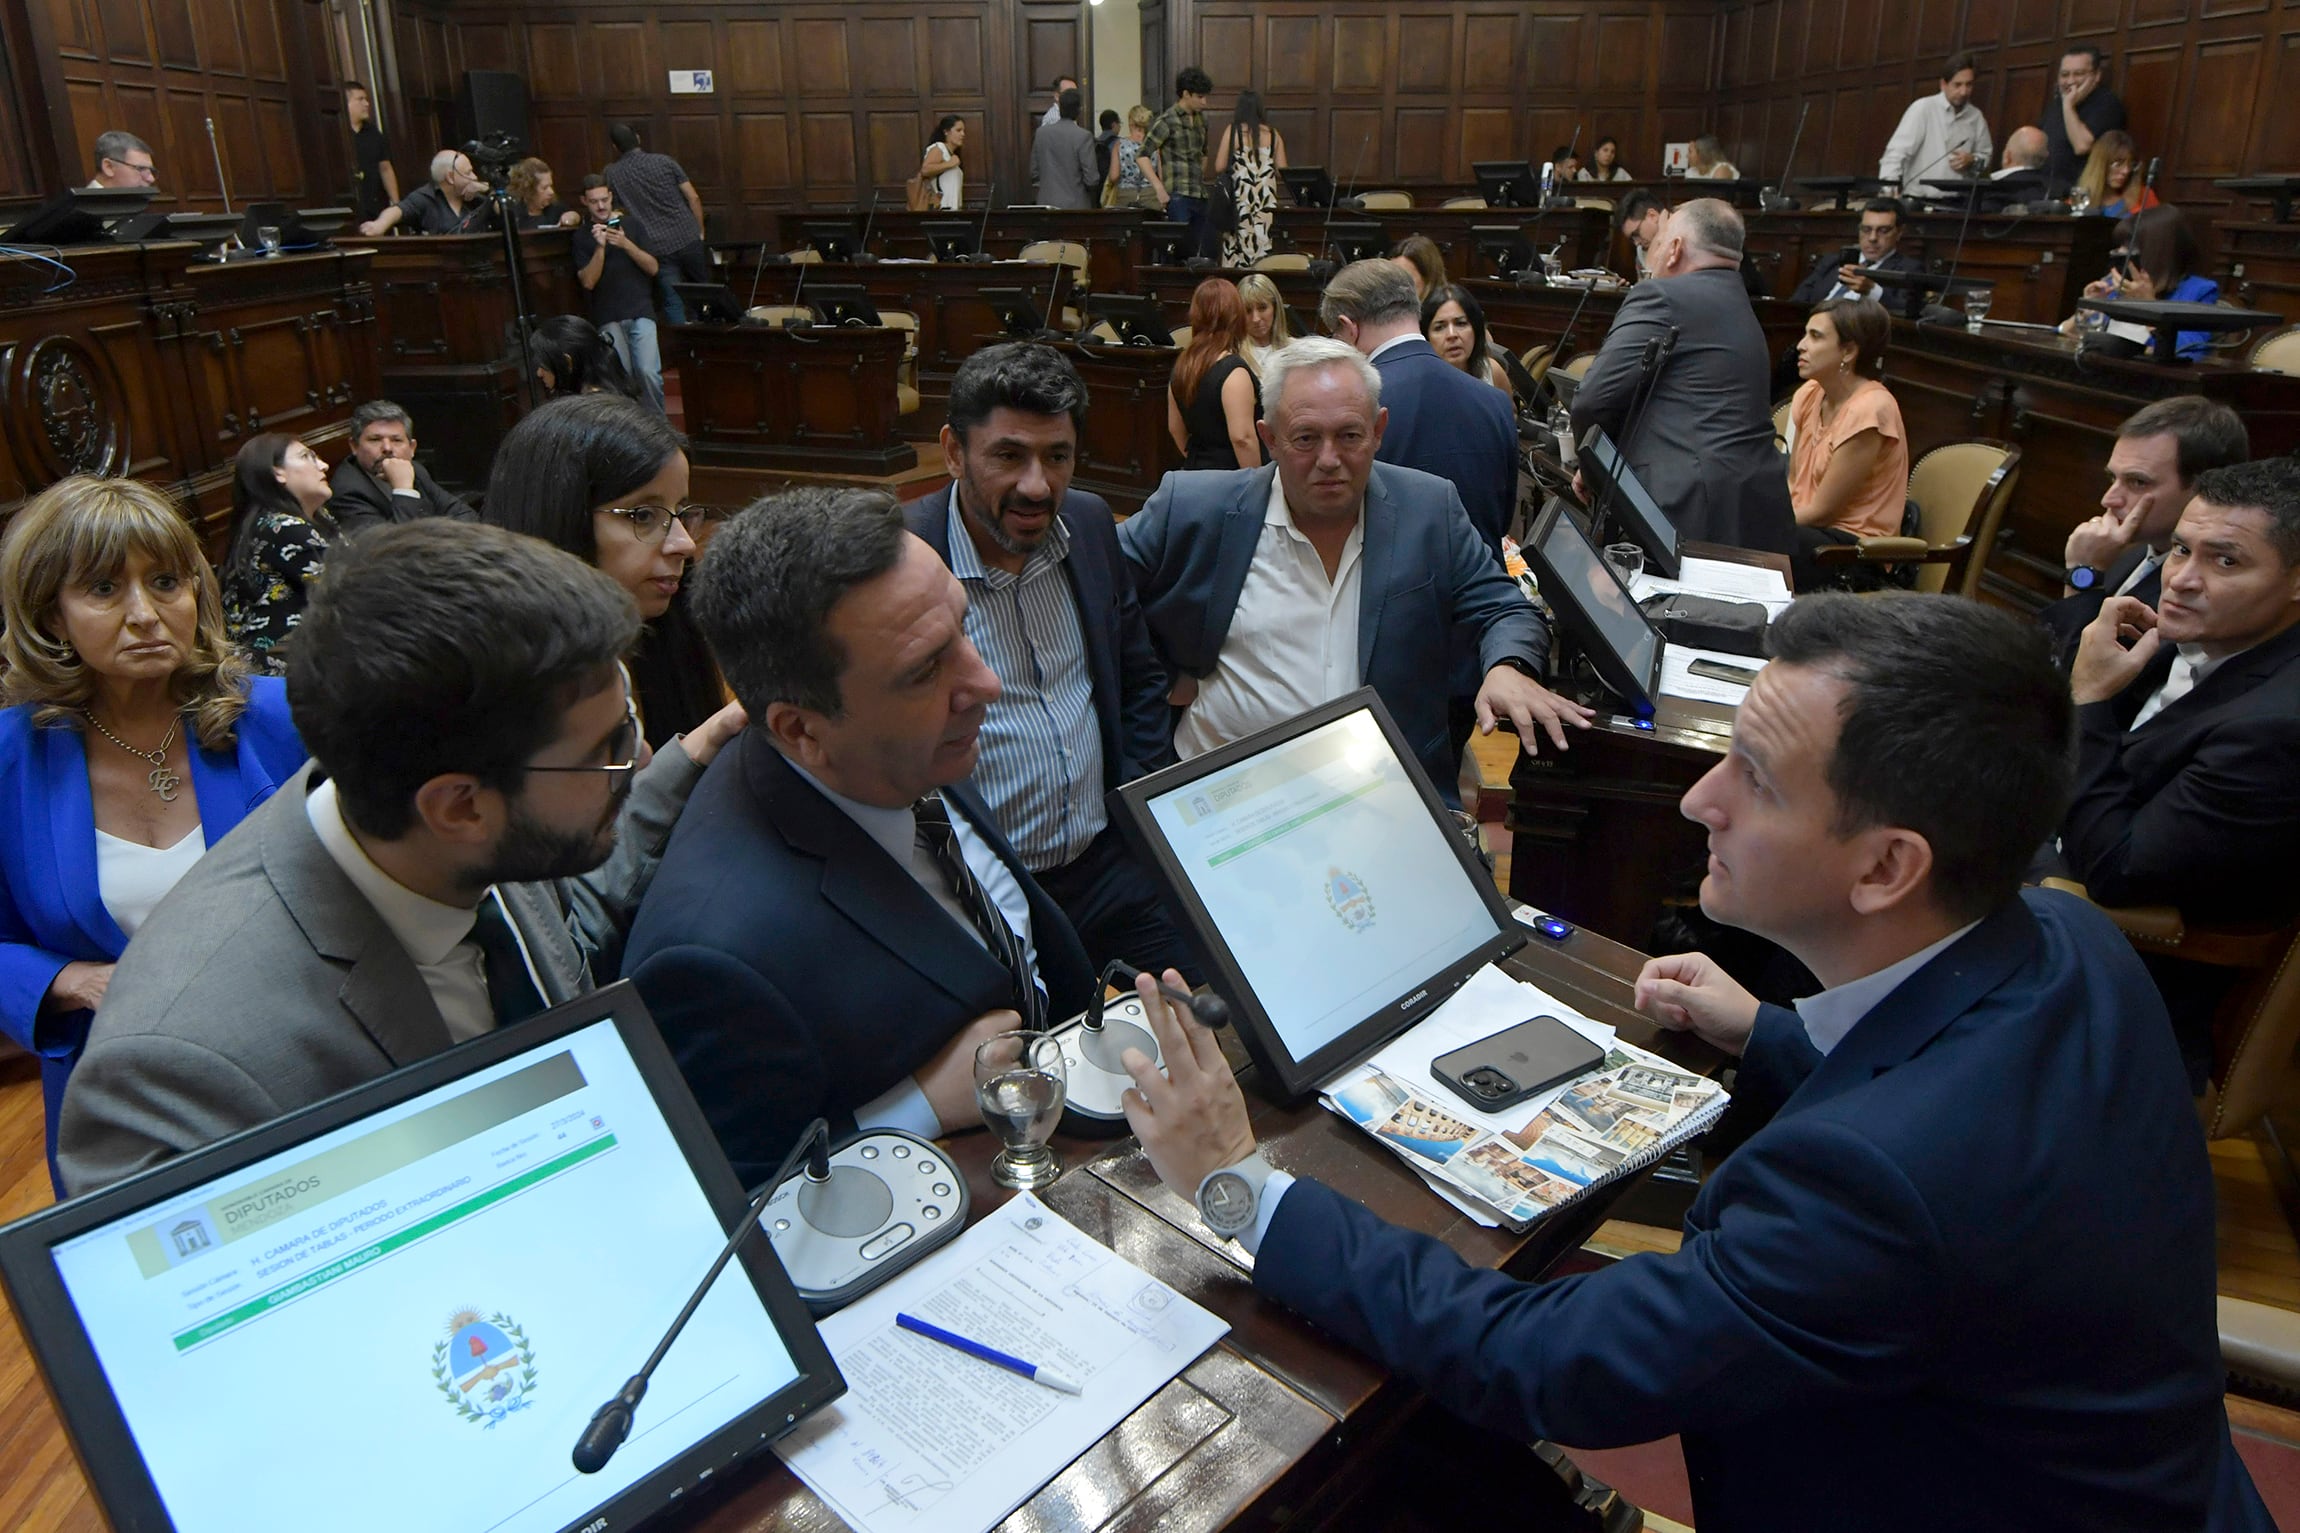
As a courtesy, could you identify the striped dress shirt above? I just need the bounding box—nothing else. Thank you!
[948,499,1106,871]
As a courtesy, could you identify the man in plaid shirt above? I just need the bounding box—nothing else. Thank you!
[1142,67,1214,259]
[605,122,710,323]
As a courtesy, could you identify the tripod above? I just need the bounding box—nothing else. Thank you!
[488,183,543,411]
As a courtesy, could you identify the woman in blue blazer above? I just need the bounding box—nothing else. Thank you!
[0,476,307,1191]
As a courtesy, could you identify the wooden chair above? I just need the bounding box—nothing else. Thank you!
[1168,324,1193,349]
[781,248,822,264]
[1019,239,1091,287]
[2251,323,2300,375]
[1252,252,1310,272]
[1356,190,1414,210]
[880,308,922,417]
[1812,440,2020,597]
[1556,353,1596,382]
[1770,397,1793,454]
[1572,196,1617,213]
[1442,196,1489,210]
[1517,344,1555,392]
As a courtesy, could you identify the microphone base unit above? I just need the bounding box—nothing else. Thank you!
[763,1129,969,1314]
[1048,992,1163,1136]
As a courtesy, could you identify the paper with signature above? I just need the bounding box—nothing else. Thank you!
[773,1192,1229,1533]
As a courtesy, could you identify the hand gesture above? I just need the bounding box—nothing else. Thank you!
[1838,265,1874,295]
[679,699,748,767]
[2070,595,2162,706]
[2063,505,2139,574]
[1477,666,1596,754]
[1947,148,1974,173]
[557,208,581,228]
[379,456,417,493]
[916,1009,1025,1132]
[1120,968,1256,1199]
[1632,952,1759,1055]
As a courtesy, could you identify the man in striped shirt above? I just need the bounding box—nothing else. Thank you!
[907,344,1200,981]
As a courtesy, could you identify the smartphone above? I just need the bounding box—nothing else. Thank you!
[1431,1016,1606,1114]
[1687,658,1760,686]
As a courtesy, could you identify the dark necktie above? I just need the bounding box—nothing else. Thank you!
[470,890,547,1027]
[914,792,1044,1030]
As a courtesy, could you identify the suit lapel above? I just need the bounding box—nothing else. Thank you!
[1205,467,1277,666]
[260,766,456,1066]
[1059,499,1120,715]
[1356,468,1397,679]
[2156,619,2300,723]
[43,726,125,954]
[915,486,957,562]
[751,740,1006,1011]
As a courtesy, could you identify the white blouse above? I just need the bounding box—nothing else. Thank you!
[95,824,206,939]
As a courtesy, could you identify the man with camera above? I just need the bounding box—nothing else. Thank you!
[573,176,664,411]
[358,148,495,237]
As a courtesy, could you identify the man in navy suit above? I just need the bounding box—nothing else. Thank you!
[1118,336,1588,803]
[1117,592,2271,1531]
[2059,456,2300,1089]
[2037,396,2248,664]
[623,487,1098,1183]
[906,343,1194,979]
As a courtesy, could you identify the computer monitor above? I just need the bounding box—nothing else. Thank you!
[1323,219,1386,264]
[1575,425,1683,580]
[0,984,843,1533]
[1085,292,1173,346]
[1280,167,1337,208]
[799,220,863,262]
[1136,221,1193,267]
[978,285,1049,337]
[1,186,154,245]
[672,281,751,324]
[1473,161,1540,209]
[156,213,245,259]
[1520,498,1665,713]
[1114,689,1522,1102]
[921,218,979,259]
[1471,224,1536,280]
[805,283,882,326]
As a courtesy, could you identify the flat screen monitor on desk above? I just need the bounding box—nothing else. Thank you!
[1521,497,1665,714]
[979,285,1051,337]
[1085,292,1173,346]
[672,281,755,324]
[1472,161,1540,209]
[1280,167,1338,208]
[1576,424,1683,579]
[1471,224,1536,280]
[806,283,883,327]
[1322,219,1387,264]
[1114,689,1522,1102]
[2,186,154,245]
[0,983,843,1533]
[1137,221,1193,267]
[799,220,864,262]
[921,218,980,259]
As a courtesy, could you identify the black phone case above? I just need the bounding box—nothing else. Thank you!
[1431,1015,1607,1114]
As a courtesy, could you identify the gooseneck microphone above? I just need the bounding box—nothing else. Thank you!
[1088,960,1229,1033]
[572,1118,834,1474]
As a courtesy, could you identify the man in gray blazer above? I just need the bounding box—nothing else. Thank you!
[1030,88,1100,210]
[56,523,740,1195]
[1571,198,1796,556]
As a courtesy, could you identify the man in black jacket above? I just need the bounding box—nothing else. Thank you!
[1789,199,1923,318]
[325,399,477,535]
[2059,456,2300,1086]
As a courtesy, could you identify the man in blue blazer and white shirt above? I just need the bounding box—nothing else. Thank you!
[1116,593,2272,1531]
[905,343,1194,980]
[624,487,1098,1185]
[1118,336,1589,802]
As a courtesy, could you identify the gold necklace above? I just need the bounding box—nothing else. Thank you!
[84,711,182,802]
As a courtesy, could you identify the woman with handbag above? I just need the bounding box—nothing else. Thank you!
[916,116,965,211]
[1214,92,1286,269]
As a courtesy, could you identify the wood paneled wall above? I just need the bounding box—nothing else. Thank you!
[4,0,332,215]
[394,0,1087,243]
[1712,0,2300,224]
[1172,0,1720,189]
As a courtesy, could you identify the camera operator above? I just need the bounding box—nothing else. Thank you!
[358,148,496,237]
[573,176,665,412]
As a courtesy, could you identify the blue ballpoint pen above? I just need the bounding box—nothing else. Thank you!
[894,1313,1083,1394]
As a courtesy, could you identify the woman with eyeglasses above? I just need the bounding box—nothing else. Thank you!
[484,395,729,747]
[222,432,336,674]
[2059,205,2217,361]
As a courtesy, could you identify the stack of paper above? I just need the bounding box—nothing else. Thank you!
[1630,556,1793,617]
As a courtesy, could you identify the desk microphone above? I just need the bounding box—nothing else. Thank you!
[1759,102,1811,212]
[1918,164,1985,326]
[969,179,998,263]
[572,1118,836,1474]
[1094,960,1229,1031]
[1586,328,1675,548]
[855,189,882,264]
[786,252,814,328]
[1038,249,1067,340]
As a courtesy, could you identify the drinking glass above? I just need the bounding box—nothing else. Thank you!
[257,225,283,258]
[1603,541,1646,585]
[2067,186,2092,216]
[975,1031,1067,1189]
[1963,287,1993,332]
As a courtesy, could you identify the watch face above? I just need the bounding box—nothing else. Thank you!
[1199,1171,1254,1232]
[2069,566,2100,590]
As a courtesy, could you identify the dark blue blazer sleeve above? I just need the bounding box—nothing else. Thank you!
[1448,498,1552,675]
[1065,495,1174,781]
[1115,474,1189,672]
[1733,1004,1824,1117]
[1256,1109,1949,1449]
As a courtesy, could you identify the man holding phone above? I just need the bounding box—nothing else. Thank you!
[1788,199,1922,318]
[573,175,664,411]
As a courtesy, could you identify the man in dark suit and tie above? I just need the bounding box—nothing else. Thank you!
[1788,198,1923,318]
[2058,457,2300,1088]
[906,343,1193,979]
[325,399,478,535]
[623,488,1098,1183]
[1114,592,2272,1532]
[2037,396,2249,663]
[1572,198,1796,555]
[1118,336,1589,804]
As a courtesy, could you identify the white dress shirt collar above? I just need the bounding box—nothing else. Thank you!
[305,777,479,965]
[1365,332,1422,363]
[1792,920,1982,1056]
[787,760,918,867]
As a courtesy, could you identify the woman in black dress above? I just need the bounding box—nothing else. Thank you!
[220,433,335,675]
[1166,278,1264,471]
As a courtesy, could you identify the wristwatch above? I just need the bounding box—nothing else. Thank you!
[1194,1151,1277,1238]
[2066,566,2106,592]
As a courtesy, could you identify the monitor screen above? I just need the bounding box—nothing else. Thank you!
[15,999,838,1533]
[1118,693,1518,1101]
[1525,499,1661,711]
[1576,425,1682,579]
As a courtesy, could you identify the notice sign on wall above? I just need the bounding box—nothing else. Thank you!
[670,69,714,94]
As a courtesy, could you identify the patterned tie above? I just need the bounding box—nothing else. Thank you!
[914,792,1044,1030]
[470,889,547,1027]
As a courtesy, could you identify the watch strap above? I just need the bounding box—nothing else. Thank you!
[1195,1150,1276,1234]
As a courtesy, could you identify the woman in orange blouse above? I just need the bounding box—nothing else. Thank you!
[1787,297,1909,585]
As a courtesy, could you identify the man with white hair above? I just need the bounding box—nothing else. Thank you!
[1569,198,1796,555]
[357,148,495,236]
[1119,337,1586,801]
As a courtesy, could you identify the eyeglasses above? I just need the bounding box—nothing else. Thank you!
[524,703,642,794]
[603,504,721,542]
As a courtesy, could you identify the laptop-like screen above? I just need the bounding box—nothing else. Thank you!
[43,1016,817,1533]
[1529,499,1663,711]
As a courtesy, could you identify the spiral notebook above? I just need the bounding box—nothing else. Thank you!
[1320,963,1730,1231]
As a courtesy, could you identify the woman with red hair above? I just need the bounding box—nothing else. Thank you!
[1166,278,1263,470]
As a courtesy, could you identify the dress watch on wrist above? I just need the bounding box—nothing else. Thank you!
[2066,565,2106,592]
[1194,1151,1276,1238]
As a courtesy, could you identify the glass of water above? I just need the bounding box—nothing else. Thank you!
[2067,186,2092,216]
[1963,286,1993,332]
[257,225,283,258]
[975,1031,1067,1189]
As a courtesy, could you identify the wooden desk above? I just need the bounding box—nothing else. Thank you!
[665,321,910,476]
[2213,222,2300,320]
[868,210,1152,295]
[1058,340,1183,516]
[1733,209,2117,328]
[740,261,1075,406]
[1271,206,1612,280]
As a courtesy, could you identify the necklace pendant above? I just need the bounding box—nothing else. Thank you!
[148,766,181,802]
